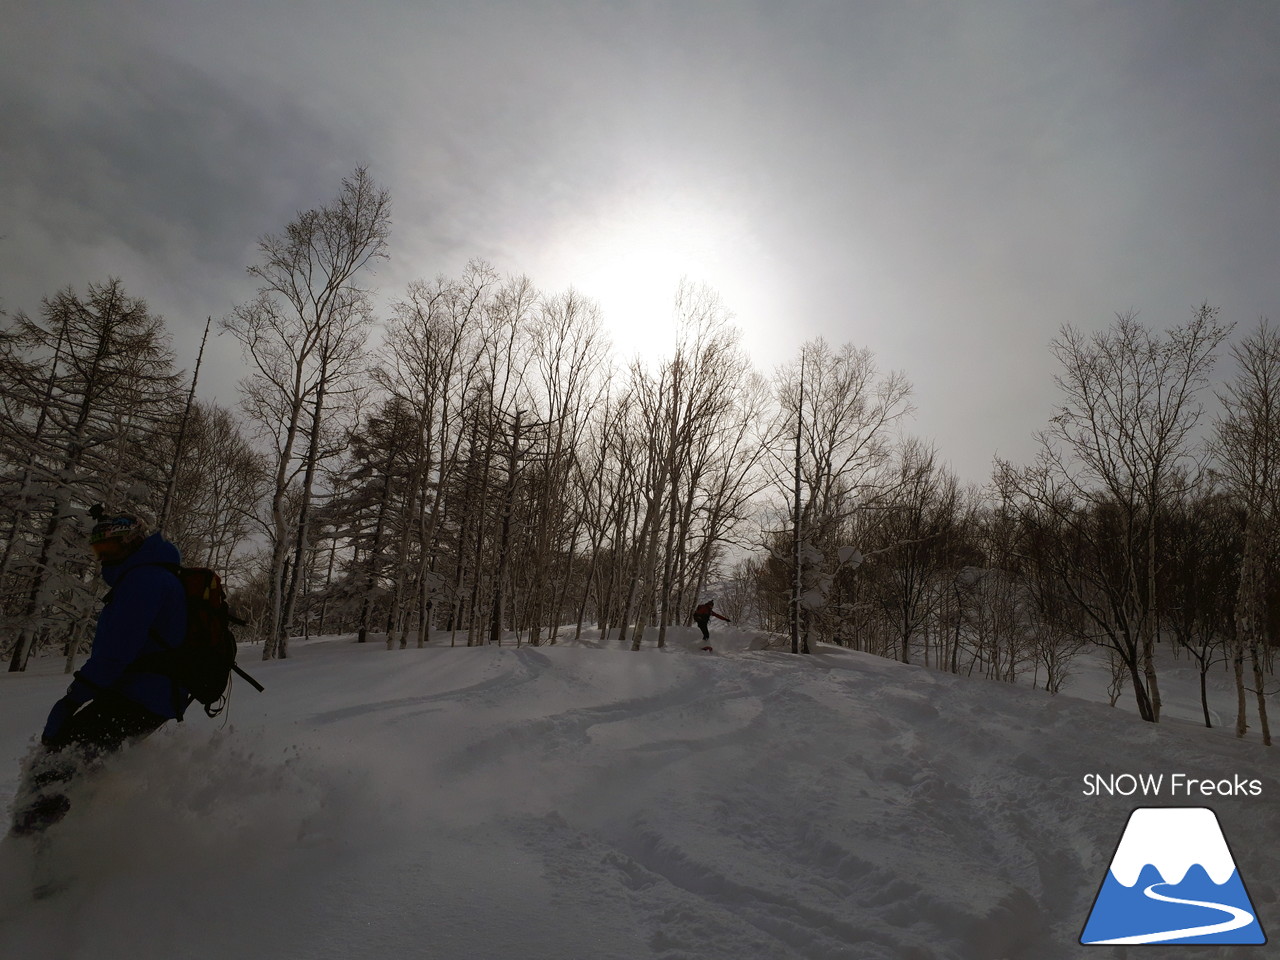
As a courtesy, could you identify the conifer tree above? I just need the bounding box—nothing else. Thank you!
[1,279,180,670]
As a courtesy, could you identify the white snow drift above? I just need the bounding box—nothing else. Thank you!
[0,625,1275,960]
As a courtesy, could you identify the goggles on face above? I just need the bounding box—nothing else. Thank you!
[89,515,147,545]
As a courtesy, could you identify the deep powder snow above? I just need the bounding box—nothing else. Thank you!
[0,627,1275,959]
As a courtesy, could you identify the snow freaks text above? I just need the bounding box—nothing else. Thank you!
[1081,773,1263,798]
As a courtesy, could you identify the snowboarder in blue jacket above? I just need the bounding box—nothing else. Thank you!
[9,511,189,837]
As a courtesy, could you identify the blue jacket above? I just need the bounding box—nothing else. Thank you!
[68,533,190,720]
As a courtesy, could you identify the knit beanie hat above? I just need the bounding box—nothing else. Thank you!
[89,512,149,549]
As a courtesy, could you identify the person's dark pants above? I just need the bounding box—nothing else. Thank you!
[695,616,710,640]
[10,698,166,837]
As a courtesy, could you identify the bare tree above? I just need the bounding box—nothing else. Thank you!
[376,262,497,646]
[160,400,268,579]
[871,440,968,666]
[520,288,608,643]
[626,284,750,650]
[1160,484,1238,729]
[999,306,1229,721]
[769,338,913,653]
[224,168,390,660]
[1215,317,1280,744]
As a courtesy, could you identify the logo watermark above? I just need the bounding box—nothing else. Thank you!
[1081,773,1262,798]
[1080,807,1266,946]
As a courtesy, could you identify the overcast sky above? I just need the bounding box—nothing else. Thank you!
[3,1,1279,482]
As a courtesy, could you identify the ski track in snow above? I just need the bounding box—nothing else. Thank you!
[0,630,1275,960]
[403,646,1051,958]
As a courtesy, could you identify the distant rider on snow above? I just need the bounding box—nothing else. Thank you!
[692,600,730,642]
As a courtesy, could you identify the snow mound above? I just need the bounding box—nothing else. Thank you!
[0,631,1275,959]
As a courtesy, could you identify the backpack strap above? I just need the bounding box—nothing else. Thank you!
[232,663,266,693]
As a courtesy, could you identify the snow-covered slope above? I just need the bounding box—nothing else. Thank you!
[0,628,1275,959]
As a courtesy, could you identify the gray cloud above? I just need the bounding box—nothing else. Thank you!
[3,1,1278,480]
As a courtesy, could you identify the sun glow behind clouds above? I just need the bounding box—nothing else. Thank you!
[545,190,766,367]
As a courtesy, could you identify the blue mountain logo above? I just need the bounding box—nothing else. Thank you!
[1081,807,1266,945]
